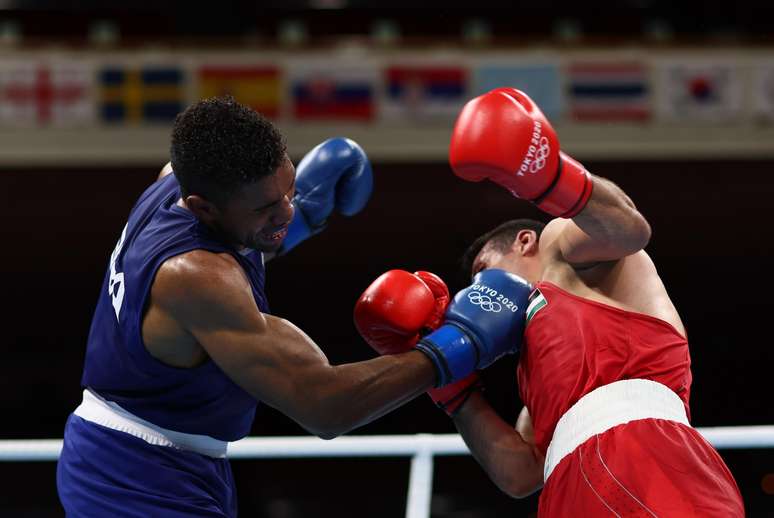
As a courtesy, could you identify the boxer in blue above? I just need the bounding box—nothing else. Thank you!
[56,96,530,517]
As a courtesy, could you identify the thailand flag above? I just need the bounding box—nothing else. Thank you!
[567,62,651,121]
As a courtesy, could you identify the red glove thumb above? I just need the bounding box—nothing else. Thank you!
[413,270,450,331]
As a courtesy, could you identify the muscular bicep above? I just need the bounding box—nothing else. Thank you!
[154,251,334,419]
[193,305,330,411]
[541,217,633,268]
[554,218,613,266]
[540,218,603,268]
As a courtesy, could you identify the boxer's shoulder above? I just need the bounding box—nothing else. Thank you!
[142,250,241,368]
[153,250,248,309]
[538,251,685,335]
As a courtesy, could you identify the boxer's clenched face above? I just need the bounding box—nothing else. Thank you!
[187,156,296,252]
[222,156,296,252]
[471,230,542,285]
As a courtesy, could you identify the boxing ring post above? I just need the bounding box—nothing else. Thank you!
[406,435,435,518]
[2,428,774,517]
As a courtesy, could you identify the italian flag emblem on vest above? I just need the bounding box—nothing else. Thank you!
[526,288,547,325]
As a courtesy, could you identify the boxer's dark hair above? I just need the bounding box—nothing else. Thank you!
[170,95,286,207]
[461,219,546,281]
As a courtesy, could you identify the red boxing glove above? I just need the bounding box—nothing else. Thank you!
[354,270,481,416]
[354,270,448,355]
[449,87,592,218]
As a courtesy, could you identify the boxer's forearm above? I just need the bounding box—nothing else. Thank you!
[453,393,543,498]
[554,175,652,264]
[301,350,435,439]
[572,175,651,254]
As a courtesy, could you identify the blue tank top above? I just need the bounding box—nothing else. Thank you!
[80,174,268,441]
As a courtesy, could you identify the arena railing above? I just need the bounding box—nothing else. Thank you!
[2,427,773,518]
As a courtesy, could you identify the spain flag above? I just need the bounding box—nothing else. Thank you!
[198,66,281,119]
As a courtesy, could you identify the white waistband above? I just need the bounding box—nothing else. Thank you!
[543,379,689,481]
[73,389,228,458]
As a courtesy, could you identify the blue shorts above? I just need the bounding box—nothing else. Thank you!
[57,414,237,517]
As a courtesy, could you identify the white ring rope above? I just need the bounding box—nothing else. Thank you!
[1,427,772,462]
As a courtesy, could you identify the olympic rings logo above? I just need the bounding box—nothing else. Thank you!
[529,136,551,174]
[467,291,502,312]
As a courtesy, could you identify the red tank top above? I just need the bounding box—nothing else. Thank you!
[517,282,692,456]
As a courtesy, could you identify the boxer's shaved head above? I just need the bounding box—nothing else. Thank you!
[171,95,287,208]
[461,219,546,281]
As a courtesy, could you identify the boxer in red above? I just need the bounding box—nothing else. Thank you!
[355,88,744,516]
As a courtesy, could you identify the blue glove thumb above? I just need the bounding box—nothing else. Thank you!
[333,138,373,216]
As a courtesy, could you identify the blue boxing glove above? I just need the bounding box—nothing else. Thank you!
[279,137,373,254]
[415,269,531,387]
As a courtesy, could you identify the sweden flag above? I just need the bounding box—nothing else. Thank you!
[100,66,185,123]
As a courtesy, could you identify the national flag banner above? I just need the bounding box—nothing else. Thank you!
[566,61,651,122]
[290,66,375,121]
[0,61,94,126]
[382,65,467,120]
[198,65,281,119]
[473,63,562,121]
[99,65,185,123]
[657,62,743,122]
[753,62,774,121]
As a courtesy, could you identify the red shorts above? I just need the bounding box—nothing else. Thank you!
[538,419,744,517]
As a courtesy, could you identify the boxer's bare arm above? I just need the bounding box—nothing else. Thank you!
[453,393,543,498]
[151,250,435,439]
[545,175,651,265]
